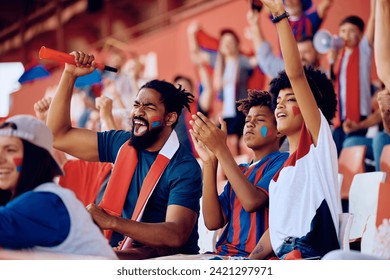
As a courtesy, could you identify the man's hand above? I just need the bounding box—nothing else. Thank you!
[64,51,97,77]
[86,203,115,230]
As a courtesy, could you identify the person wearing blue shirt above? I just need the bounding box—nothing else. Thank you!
[47,52,202,260]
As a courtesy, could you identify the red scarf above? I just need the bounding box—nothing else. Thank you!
[333,46,360,128]
[99,131,180,248]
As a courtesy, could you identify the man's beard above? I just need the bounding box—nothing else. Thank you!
[130,125,164,150]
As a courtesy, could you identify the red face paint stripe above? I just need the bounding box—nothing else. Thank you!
[150,116,162,128]
[293,106,301,117]
[266,127,273,137]
[13,157,23,166]
[13,157,23,172]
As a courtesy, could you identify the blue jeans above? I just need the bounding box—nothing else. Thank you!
[372,131,390,171]
[343,136,373,160]
[276,237,321,259]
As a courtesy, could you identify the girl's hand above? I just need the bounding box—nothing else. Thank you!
[260,0,285,17]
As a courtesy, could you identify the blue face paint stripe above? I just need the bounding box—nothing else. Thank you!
[260,126,268,138]
[151,121,161,128]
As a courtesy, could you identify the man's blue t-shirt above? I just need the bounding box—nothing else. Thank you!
[97,130,202,254]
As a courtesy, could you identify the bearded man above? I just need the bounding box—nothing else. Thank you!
[47,52,202,260]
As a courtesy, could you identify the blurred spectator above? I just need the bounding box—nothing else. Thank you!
[187,21,258,156]
[330,0,375,156]
[173,75,197,155]
[341,83,389,171]
[247,9,321,79]
[282,0,333,41]
[173,70,215,156]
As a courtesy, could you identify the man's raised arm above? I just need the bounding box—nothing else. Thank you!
[47,51,102,162]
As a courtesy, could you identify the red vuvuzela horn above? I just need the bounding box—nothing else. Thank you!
[38,46,118,73]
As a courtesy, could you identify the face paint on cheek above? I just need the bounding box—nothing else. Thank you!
[150,116,163,128]
[260,126,272,138]
[292,106,301,117]
[13,157,23,172]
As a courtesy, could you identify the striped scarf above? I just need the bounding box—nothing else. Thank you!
[99,130,180,249]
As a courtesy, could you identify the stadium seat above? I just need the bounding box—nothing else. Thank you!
[339,145,367,200]
[348,172,387,242]
[360,182,390,256]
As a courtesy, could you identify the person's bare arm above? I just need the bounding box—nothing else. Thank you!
[375,0,390,134]
[201,159,226,230]
[187,21,201,54]
[33,96,68,167]
[262,0,321,144]
[95,96,117,131]
[212,52,224,93]
[187,22,210,65]
[46,51,100,161]
[342,109,382,134]
[248,229,273,259]
[190,125,225,230]
[375,0,390,90]
[317,0,333,19]
[87,204,197,248]
[248,8,284,78]
[247,10,265,51]
[197,64,214,114]
[365,0,376,47]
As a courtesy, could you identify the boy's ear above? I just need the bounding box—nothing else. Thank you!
[276,131,285,138]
